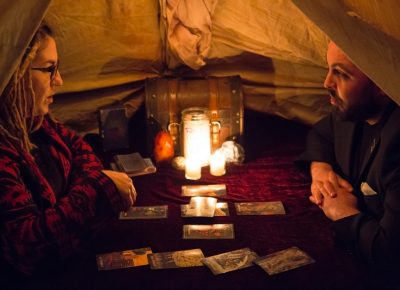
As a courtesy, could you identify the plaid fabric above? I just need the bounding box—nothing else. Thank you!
[0,116,124,274]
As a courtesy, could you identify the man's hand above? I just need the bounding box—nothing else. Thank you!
[318,187,360,221]
[102,170,137,209]
[310,162,353,205]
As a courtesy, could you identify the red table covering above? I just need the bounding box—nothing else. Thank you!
[5,110,399,290]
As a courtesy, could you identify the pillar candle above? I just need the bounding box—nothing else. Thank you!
[210,151,226,176]
[185,157,201,180]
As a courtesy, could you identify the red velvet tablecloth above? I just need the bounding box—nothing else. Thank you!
[10,111,399,290]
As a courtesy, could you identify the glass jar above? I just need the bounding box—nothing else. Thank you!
[181,107,211,167]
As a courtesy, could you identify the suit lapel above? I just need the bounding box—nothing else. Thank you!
[335,121,356,177]
[357,135,380,182]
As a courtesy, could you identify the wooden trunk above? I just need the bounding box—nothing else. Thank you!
[145,76,244,157]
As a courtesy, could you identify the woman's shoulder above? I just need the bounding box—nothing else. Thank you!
[0,134,19,153]
[0,135,25,168]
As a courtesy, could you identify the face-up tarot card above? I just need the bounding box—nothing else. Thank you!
[180,197,217,217]
[214,202,230,216]
[201,248,259,275]
[119,205,168,220]
[181,201,229,217]
[148,248,205,269]
[254,246,315,275]
[181,184,227,197]
[96,247,152,271]
[183,224,235,239]
[234,201,285,215]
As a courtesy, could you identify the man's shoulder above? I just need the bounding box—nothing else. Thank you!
[390,105,400,121]
[313,110,355,133]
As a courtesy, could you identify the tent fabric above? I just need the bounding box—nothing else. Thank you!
[162,0,218,70]
[0,0,51,95]
[45,0,163,93]
[292,0,400,105]
[1,1,399,134]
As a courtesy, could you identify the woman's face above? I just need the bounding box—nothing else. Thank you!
[30,36,63,116]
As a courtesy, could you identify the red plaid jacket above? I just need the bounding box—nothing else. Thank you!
[0,117,125,274]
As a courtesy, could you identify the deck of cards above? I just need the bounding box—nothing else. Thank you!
[254,247,315,275]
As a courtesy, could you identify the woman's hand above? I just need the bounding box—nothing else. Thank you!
[310,162,353,205]
[101,170,137,209]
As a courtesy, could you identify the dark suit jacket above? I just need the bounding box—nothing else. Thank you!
[297,104,400,265]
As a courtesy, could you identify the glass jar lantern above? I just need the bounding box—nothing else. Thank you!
[181,107,211,167]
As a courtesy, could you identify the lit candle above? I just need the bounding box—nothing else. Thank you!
[210,150,226,176]
[182,107,211,167]
[185,157,201,180]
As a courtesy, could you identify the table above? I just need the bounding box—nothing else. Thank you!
[8,111,399,290]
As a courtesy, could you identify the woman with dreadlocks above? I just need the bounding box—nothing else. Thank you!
[0,24,136,276]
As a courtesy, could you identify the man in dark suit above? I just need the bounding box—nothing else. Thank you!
[298,41,400,265]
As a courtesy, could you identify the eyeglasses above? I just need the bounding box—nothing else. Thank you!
[31,61,59,82]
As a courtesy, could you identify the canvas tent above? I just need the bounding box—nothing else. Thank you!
[1,0,399,134]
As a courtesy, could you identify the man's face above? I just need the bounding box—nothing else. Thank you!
[30,36,63,116]
[324,42,382,122]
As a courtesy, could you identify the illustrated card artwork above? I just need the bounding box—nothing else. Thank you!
[181,202,229,217]
[96,247,152,271]
[202,248,259,275]
[119,205,168,220]
[183,224,235,239]
[148,249,205,269]
[214,202,230,216]
[235,201,285,215]
[182,197,217,217]
[254,246,315,275]
[181,184,227,197]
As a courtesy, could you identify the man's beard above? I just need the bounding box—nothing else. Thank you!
[328,89,381,122]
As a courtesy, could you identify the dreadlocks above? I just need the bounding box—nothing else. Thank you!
[0,24,52,153]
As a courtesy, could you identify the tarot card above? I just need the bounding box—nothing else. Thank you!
[119,205,168,219]
[235,201,285,215]
[182,197,217,217]
[254,247,315,275]
[148,248,205,269]
[181,184,227,197]
[96,247,152,271]
[214,202,230,216]
[202,248,259,275]
[181,202,229,217]
[183,224,235,239]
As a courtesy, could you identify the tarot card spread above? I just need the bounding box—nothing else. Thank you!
[255,247,315,275]
[181,184,227,197]
[183,224,235,239]
[235,201,285,215]
[119,205,168,220]
[202,248,259,275]
[148,249,205,269]
[96,247,152,271]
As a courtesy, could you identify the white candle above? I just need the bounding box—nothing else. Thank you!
[182,107,211,167]
[185,157,201,180]
[210,151,226,176]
